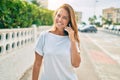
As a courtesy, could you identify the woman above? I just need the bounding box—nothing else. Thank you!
[32,3,81,80]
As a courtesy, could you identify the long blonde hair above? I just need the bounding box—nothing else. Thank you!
[53,4,80,47]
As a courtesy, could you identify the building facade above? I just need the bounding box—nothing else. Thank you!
[26,0,48,8]
[37,0,48,8]
[75,12,82,24]
[103,7,120,24]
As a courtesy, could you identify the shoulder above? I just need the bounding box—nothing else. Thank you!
[41,31,48,35]
[38,31,48,37]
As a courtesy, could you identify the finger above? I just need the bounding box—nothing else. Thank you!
[67,27,73,31]
[64,27,67,30]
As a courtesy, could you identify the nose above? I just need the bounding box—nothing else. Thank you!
[58,17,62,22]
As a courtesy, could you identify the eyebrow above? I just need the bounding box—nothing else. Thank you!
[57,13,69,17]
[62,15,69,20]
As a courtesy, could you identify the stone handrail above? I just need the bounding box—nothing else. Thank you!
[0,28,34,55]
[0,25,51,55]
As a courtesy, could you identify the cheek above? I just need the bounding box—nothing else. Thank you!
[54,17,58,23]
[64,21,69,26]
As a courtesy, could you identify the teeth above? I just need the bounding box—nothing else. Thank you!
[58,23,62,25]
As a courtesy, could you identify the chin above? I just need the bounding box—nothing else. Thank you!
[56,24,61,27]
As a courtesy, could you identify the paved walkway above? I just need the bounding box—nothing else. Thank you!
[80,31,120,80]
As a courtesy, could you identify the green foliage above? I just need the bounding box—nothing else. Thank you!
[81,22,86,25]
[113,23,120,25]
[88,15,97,25]
[100,16,113,25]
[0,0,53,29]
[31,0,40,6]
[94,22,102,27]
[88,15,103,27]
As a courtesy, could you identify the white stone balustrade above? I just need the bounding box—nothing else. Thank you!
[0,25,50,55]
[0,25,51,55]
[0,28,34,55]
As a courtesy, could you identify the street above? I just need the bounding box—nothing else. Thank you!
[20,29,120,80]
[79,29,120,80]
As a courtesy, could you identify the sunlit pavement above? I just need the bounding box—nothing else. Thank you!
[20,29,120,80]
[79,30,120,80]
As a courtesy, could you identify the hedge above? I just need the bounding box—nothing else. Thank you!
[0,0,53,29]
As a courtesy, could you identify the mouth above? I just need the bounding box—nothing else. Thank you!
[57,22,63,26]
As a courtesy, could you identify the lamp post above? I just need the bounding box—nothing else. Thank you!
[94,0,99,16]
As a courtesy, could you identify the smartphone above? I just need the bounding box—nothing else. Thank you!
[64,22,71,35]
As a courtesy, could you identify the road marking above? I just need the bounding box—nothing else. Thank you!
[85,34,120,65]
[88,50,117,64]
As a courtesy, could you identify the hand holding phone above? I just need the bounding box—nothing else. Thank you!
[64,23,71,35]
[64,21,72,35]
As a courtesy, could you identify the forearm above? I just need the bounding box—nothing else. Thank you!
[32,52,43,80]
[32,63,41,80]
[70,40,81,68]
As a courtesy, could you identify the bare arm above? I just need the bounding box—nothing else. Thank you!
[65,27,81,68]
[32,52,43,80]
[70,40,81,68]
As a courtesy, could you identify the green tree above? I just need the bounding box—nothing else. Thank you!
[0,0,53,29]
[88,15,97,25]
[100,16,112,25]
[81,22,86,25]
[31,0,40,6]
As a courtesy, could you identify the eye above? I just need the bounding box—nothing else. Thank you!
[57,14,61,18]
[63,16,68,20]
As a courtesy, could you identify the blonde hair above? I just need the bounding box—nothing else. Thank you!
[53,4,80,47]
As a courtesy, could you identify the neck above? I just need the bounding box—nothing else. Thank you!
[50,26,64,36]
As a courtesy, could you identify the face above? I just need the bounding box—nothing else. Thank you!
[54,8,70,30]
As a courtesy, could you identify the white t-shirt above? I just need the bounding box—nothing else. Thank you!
[35,31,79,80]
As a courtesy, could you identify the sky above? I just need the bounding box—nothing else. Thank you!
[48,0,120,23]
